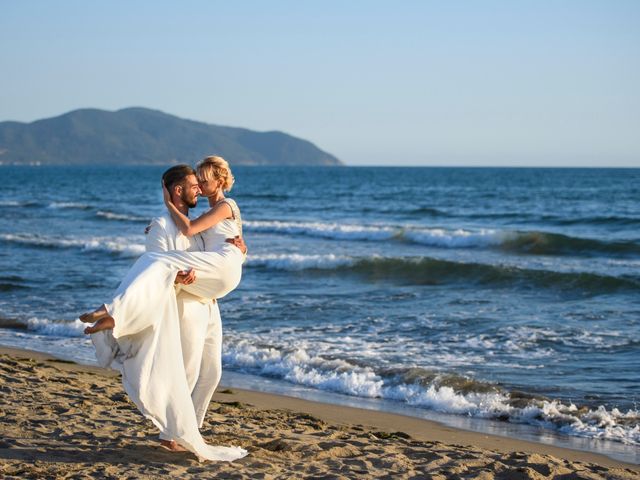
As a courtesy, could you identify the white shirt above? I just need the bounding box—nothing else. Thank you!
[145,213,210,303]
[145,214,203,253]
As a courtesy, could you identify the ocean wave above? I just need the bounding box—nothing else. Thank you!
[95,210,150,223]
[222,338,640,445]
[462,212,640,227]
[0,316,87,337]
[244,220,640,257]
[0,200,40,208]
[404,206,449,216]
[500,231,640,257]
[239,193,291,200]
[5,315,638,445]
[244,220,505,246]
[244,220,517,247]
[0,316,29,330]
[404,208,640,227]
[378,207,640,227]
[361,206,449,217]
[0,274,30,292]
[0,233,144,258]
[247,254,640,294]
[0,283,30,292]
[404,228,507,248]
[47,202,93,210]
[542,214,640,227]
[248,253,354,271]
[245,220,397,241]
[465,211,533,221]
[348,256,640,293]
[25,317,86,337]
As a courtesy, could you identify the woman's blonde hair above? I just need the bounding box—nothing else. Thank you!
[196,156,235,192]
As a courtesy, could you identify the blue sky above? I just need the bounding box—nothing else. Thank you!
[1,1,639,166]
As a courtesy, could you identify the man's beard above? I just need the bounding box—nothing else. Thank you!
[182,194,197,209]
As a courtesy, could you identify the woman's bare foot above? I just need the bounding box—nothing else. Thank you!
[159,439,187,452]
[79,306,108,324]
[83,315,115,334]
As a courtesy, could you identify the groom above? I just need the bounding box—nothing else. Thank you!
[146,164,246,451]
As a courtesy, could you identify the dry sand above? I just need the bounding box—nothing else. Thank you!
[0,346,638,479]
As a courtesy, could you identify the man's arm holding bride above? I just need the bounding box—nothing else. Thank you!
[226,235,247,260]
[144,217,247,283]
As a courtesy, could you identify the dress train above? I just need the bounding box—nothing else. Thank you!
[91,246,246,461]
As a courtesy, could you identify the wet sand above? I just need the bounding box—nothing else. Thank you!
[0,346,638,479]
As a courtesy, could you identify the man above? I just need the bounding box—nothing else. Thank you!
[145,164,246,451]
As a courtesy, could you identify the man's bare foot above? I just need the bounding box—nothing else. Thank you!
[79,306,108,324]
[159,439,187,452]
[83,316,115,334]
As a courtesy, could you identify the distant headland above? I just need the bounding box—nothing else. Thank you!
[0,107,342,166]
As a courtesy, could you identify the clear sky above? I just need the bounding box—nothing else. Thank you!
[1,1,639,166]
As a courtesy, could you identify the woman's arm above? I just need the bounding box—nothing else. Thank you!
[163,184,232,236]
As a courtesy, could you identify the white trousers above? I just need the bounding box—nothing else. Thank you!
[159,292,222,440]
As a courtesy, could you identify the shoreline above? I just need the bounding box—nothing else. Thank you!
[1,345,638,478]
[2,342,638,466]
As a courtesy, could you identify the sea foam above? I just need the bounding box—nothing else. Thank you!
[0,233,144,257]
[244,220,640,257]
[222,335,640,445]
[247,253,355,271]
[95,210,149,223]
[244,220,505,247]
[26,317,86,337]
[47,202,92,210]
[245,220,397,241]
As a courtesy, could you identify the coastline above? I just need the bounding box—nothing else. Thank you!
[1,345,637,479]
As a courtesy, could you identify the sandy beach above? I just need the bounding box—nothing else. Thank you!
[0,346,637,479]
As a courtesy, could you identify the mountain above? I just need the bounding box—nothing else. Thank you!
[0,107,342,166]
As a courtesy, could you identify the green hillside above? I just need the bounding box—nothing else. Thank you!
[0,107,341,166]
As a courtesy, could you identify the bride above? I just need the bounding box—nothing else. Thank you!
[80,156,248,462]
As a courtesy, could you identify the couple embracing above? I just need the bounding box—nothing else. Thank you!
[80,156,249,462]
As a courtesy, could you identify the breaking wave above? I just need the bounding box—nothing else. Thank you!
[245,220,397,241]
[95,210,150,223]
[222,338,640,446]
[25,317,86,337]
[248,254,640,294]
[5,315,638,445]
[47,202,93,210]
[0,200,40,208]
[244,221,640,257]
[0,233,144,258]
[0,316,86,337]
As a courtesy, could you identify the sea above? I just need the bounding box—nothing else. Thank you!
[1,165,638,463]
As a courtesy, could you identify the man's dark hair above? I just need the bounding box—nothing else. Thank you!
[162,165,196,191]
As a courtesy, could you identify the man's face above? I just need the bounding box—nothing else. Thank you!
[177,174,201,209]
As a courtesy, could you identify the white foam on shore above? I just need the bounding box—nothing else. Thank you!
[6,315,639,445]
[222,337,640,446]
[26,317,86,337]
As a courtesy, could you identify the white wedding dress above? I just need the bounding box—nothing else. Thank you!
[91,199,247,462]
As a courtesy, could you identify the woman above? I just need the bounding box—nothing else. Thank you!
[80,156,247,462]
